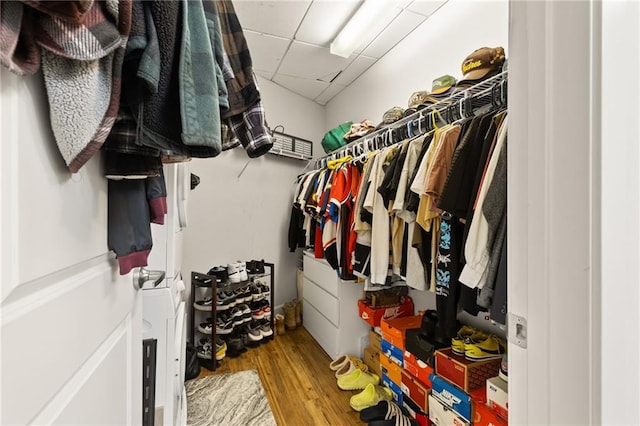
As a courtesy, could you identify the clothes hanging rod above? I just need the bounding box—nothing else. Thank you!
[309,70,507,169]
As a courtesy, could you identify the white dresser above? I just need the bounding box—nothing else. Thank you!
[302,251,370,360]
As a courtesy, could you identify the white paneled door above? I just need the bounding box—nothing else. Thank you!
[0,69,142,424]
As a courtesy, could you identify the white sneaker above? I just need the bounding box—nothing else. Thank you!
[227,263,241,283]
[237,261,248,281]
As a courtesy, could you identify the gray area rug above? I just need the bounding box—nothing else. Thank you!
[185,370,276,426]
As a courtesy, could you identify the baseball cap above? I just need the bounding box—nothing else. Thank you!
[431,75,457,95]
[404,91,440,117]
[458,47,506,85]
[382,107,405,125]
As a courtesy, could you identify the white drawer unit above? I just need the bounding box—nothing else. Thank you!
[302,252,370,360]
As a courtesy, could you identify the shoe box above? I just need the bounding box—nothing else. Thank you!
[486,376,508,420]
[358,296,414,327]
[473,403,508,426]
[367,286,408,307]
[434,348,501,392]
[364,346,382,378]
[428,394,470,426]
[404,350,434,388]
[381,371,403,406]
[401,369,430,412]
[369,329,383,352]
[381,315,423,350]
[403,393,430,426]
[381,339,404,367]
[429,373,481,423]
[380,353,403,385]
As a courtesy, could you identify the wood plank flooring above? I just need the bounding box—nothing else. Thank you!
[197,326,363,425]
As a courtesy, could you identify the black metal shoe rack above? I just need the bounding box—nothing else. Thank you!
[190,262,275,370]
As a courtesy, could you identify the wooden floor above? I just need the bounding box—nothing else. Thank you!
[197,326,362,425]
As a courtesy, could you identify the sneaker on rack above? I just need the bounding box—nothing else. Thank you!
[452,326,488,356]
[207,266,228,285]
[499,353,508,382]
[247,320,264,342]
[250,302,265,320]
[194,297,213,311]
[216,315,234,335]
[197,320,212,335]
[255,259,265,274]
[246,260,257,275]
[259,283,270,300]
[250,283,262,301]
[192,274,212,287]
[227,263,241,284]
[229,307,244,326]
[258,319,273,339]
[237,303,252,323]
[465,335,506,361]
[217,291,236,310]
[196,340,213,359]
[236,261,248,281]
[242,286,252,302]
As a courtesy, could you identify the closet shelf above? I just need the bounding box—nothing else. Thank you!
[310,70,508,168]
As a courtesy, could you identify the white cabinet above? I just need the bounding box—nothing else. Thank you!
[302,252,370,360]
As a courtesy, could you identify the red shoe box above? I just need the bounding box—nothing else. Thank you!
[381,315,423,350]
[379,353,403,386]
[358,296,414,327]
[403,392,431,426]
[434,348,501,392]
[474,403,508,426]
[404,350,434,388]
[401,369,430,412]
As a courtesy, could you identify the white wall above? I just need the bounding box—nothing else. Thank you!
[324,0,508,311]
[325,0,509,131]
[182,76,325,311]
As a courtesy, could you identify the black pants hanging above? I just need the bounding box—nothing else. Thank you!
[434,215,465,342]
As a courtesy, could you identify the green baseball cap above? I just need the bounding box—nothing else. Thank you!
[431,75,457,95]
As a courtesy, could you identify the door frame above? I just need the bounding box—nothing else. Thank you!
[510,0,640,423]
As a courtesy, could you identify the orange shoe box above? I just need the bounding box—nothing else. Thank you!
[381,315,423,350]
[474,403,508,426]
[400,369,430,412]
[379,353,403,385]
[434,348,501,392]
[404,351,434,388]
[358,296,414,327]
[364,346,382,378]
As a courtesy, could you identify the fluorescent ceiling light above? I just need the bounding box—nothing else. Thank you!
[330,0,399,58]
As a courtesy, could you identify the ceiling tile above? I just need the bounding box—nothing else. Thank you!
[233,1,312,39]
[295,0,362,47]
[361,10,426,59]
[315,83,347,105]
[244,31,290,73]
[273,74,330,99]
[331,55,376,86]
[277,41,355,82]
[255,69,275,80]
[406,0,448,17]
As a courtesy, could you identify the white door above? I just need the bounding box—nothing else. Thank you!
[0,69,142,424]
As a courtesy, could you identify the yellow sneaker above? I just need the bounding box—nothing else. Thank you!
[452,326,488,356]
[349,383,392,411]
[335,359,369,378]
[465,335,506,360]
[337,369,380,391]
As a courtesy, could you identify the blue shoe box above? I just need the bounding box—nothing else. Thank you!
[429,373,473,422]
[381,372,403,406]
[381,338,404,367]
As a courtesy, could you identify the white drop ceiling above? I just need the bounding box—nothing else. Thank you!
[234,0,448,105]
